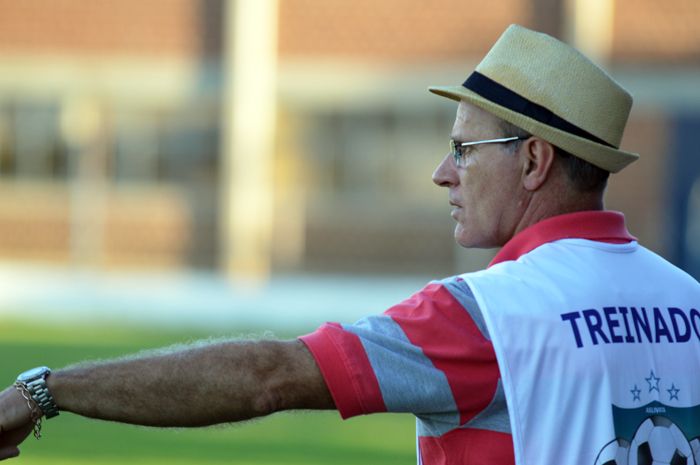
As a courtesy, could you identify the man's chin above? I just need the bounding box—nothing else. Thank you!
[454,228,497,249]
[454,229,479,249]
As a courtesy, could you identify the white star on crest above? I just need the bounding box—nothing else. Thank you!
[646,371,661,393]
[667,384,680,401]
[630,384,641,401]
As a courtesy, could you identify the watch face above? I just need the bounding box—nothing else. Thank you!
[17,366,50,382]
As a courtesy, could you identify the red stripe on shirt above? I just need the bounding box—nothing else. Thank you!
[419,428,515,465]
[384,283,500,426]
[300,322,387,419]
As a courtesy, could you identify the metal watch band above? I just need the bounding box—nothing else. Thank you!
[24,376,60,419]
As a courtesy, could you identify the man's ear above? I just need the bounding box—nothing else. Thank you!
[521,137,557,192]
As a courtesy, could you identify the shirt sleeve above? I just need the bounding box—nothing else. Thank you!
[299,278,501,425]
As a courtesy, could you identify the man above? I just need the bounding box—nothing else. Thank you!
[2,24,700,465]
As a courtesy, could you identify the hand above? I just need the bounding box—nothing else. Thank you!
[0,387,36,460]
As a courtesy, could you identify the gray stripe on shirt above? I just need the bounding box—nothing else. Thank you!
[416,411,462,438]
[439,277,491,341]
[341,316,460,420]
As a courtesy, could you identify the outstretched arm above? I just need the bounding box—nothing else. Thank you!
[0,338,334,459]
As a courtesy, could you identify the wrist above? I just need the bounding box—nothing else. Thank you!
[15,367,60,439]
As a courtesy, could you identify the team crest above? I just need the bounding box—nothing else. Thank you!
[595,371,700,465]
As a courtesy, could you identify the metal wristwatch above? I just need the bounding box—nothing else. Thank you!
[15,366,60,419]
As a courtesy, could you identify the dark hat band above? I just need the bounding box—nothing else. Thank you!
[463,72,615,149]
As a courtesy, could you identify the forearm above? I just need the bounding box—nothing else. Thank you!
[46,339,334,427]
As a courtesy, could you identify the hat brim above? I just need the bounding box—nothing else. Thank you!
[428,85,639,173]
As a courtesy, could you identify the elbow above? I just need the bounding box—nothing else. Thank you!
[241,339,331,418]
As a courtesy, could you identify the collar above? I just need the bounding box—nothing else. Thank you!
[489,211,637,267]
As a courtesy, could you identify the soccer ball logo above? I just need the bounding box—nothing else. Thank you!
[594,438,630,465]
[594,416,698,465]
[628,416,693,465]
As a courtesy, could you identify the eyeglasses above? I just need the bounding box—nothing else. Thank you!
[450,136,530,167]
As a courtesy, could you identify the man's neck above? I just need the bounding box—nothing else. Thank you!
[510,181,605,241]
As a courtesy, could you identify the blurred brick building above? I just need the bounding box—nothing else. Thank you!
[0,0,698,277]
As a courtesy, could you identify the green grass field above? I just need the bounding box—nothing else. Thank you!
[1,320,416,464]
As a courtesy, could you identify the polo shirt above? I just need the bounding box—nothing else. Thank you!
[300,211,636,464]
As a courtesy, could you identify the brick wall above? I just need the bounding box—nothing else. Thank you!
[0,0,204,57]
[613,0,700,62]
[280,0,700,64]
[606,111,670,256]
[1,0,697,63]
[0,184,191,268]
[278,0,530,60]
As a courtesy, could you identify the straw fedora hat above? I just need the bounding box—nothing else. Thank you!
[429,25,638,173]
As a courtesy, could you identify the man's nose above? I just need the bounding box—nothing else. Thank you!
[432,153,458,187]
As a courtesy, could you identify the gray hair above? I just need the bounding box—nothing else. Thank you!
[497,118,609,192]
